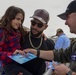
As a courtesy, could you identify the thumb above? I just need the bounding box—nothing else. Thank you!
[53,62,57,68]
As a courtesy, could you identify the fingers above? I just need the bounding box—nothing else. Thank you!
[53,62,57,67]
[41,33,47,41]
[18,72,23,75]
[23,48,37,56]
[23,48,34,53]
[13,50,25,55]
[19,51,25,55]
[13,50,18,55]
[23,49,30,53]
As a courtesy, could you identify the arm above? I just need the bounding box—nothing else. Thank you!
[24,47,71,62]
[0,29,24,61]
[24,48,54,60]
[0,29,13,60]
[53,63,76,75]
[40,50,54,60]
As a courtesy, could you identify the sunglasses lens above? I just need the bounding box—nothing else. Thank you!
[37,23,43,28]
[31,20,36,26]
[31,20,44,28]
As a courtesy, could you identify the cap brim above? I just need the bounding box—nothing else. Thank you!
[30,16,46,24]
[56,32,58,36]
[57,12,67,20]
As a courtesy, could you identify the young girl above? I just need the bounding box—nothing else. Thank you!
[0,6,32,75]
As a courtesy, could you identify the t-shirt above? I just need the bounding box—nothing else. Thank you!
[21,33,54,75]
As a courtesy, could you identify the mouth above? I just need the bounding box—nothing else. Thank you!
[16,24,20,28]
[32,29,39,34]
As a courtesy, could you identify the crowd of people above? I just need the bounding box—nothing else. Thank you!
[0,0,76,75]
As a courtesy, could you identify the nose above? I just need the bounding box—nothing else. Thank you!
[19,20,22,25]
[65,20,68,25]
[32,24,38,28]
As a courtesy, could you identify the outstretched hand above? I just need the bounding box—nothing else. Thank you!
[53,63,70,75]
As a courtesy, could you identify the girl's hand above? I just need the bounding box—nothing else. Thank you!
[13,50,25,55]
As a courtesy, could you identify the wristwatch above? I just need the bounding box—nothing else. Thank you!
[66,70,73,75]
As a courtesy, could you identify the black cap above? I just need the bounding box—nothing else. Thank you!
[58,0,76,20]
[30,9,49,24]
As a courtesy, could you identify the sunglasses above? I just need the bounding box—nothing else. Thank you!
[31,20,44,28]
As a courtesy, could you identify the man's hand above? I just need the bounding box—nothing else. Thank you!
[53,63,70,75]
[17,72,23,75]
[23,48,37,56]
[41,33,47,41]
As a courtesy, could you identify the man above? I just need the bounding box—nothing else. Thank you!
[21,9,54,75]
[55,28,70,50]
[24,0,76,75]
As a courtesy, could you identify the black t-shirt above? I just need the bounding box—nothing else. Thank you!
[21,33,54,75]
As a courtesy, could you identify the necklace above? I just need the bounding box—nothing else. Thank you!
[29,32,43,49]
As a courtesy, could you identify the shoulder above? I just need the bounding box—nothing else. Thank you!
[71,38,76,45]
[44,38,55,49]
[46,38,55,45]
[58,36,65,41]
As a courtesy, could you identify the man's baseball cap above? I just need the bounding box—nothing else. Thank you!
[56,28,63,35]
[58,0,76,20]
[30,9,49,24]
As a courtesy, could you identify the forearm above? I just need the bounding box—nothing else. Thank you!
[39,50,54,60]
[24,49,54,60]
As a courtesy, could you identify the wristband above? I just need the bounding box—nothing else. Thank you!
[66,70,73,75]
[37,50,40,57]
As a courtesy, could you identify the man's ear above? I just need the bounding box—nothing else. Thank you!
[44,25,48,30]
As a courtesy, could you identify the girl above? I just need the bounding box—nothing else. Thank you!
[0,6,32,75]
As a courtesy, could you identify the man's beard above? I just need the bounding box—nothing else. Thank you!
[30,28,43,37]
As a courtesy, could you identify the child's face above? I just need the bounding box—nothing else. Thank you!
[11,13,23,30]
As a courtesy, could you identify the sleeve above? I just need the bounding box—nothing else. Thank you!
[53,45,72,63]
[0,29,12,60]
[55,37,64,49]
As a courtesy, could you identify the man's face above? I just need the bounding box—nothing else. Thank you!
[65,13,76,34]
[56,32,61,37]
[30,18,48,37]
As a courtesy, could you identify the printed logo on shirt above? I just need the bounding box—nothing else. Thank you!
[71,54,76,61]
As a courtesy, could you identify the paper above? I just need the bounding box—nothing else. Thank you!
[8,53,37,64]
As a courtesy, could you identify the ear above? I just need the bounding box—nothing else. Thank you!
[44,25,48,30]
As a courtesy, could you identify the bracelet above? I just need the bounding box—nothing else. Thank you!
[66,70,73,75]
[37,50,40,57]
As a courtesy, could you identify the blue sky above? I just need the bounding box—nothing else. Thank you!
[0,0,75,38]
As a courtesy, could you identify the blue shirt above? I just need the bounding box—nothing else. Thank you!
[55,33,70,50]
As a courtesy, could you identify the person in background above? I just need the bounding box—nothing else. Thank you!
[55,28,70,50]
[24,0,76,75]
[21,9,54,75]
[0,6,32,75]
[55,28,70,69]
